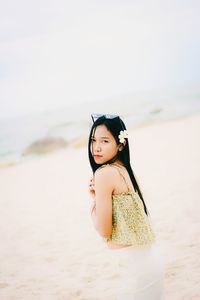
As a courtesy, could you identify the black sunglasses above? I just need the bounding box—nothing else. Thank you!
[91,113,119,123]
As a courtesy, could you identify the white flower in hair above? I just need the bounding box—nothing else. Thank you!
[118,130,128,143]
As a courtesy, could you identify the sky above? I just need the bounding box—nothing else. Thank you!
[0,0,199,118]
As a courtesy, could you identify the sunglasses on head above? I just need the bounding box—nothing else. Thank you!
[91,113,119,123]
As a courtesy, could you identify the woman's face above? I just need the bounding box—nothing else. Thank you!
[90,124,121,165]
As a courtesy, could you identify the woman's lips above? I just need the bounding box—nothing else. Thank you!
[94,155,103,159]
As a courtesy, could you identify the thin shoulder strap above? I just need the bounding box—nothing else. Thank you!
[111,164,130,192]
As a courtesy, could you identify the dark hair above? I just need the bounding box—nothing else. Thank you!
[88,115,149,215]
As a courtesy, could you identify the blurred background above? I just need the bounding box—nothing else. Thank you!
[0,2,200,299]
[0,0,200,166]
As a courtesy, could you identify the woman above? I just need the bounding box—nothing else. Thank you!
[88,114,165,300]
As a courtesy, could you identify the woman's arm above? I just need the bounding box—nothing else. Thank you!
[91,204,111,242]
[92,167,114,239]
[90,202,98,229]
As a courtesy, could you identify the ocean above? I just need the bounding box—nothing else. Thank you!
[0,88,200,165]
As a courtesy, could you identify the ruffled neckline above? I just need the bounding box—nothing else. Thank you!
[112,191,139,197]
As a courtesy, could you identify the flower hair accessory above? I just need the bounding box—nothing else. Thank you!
[118,130,128,143]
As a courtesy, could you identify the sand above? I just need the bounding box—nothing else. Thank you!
[0,113,199,300]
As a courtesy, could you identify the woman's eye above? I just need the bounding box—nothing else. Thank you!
[91,139,108,143]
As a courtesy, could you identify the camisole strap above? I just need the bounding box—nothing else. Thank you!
[111,164,130,193]
[97,163,130,193]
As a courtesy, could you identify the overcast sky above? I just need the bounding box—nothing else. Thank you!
[0,0,199,118]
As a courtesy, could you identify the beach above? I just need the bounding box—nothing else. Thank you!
[0,113,199,300]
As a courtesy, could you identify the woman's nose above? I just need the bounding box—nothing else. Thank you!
[95,144,101,151]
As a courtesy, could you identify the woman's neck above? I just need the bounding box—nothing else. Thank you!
[107,157,124,168]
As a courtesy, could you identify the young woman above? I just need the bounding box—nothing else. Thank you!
[88,114,165,300]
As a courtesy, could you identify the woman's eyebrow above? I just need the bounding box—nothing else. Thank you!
[92,136,110,139]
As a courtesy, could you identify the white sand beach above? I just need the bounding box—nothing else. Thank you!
[0,113,199,300]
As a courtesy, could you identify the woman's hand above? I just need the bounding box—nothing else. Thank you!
[88,177,95,199]
[88,177,96,215]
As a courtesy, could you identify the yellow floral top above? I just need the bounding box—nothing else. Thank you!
[112,191,155,245]
[98,164,156,246]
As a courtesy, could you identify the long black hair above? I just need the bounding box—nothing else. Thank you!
[88,115,149,216]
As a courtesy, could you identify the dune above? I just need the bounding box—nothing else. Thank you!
[22,137,68,156]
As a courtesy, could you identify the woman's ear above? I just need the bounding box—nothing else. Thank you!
[118,140,126,151]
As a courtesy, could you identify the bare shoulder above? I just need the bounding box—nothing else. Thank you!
[95,164,116,178]
[94,164,118,185]
[94,165,117,193]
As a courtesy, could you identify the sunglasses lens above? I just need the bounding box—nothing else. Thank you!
[91,114,103,122]
[91,114,118,122]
